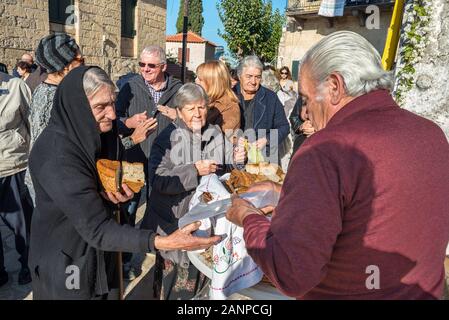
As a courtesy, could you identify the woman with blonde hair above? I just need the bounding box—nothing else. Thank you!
[196,60,241,136]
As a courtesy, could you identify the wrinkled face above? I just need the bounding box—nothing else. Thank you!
[239,67,262,95]
[299,65,330,131]
[178,100,208,132]
[139,53,166,84]
[88,85,117,133]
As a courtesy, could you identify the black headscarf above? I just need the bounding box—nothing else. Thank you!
[47,65,121,170]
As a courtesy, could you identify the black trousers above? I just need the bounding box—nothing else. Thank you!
[0,170,33,272]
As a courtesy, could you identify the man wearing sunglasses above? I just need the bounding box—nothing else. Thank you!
[115,45,182,280]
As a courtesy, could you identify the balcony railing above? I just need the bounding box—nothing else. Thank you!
[286,0,395,16]
[286,0,321,15]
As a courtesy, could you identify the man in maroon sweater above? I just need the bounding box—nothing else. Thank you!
[226,31,449,299]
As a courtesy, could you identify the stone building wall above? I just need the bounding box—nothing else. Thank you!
[0,0,167,81]
[0,0,49,72]
[278,5,393,82]
[395,1,449,140]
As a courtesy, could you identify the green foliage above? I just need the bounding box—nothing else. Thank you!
[217,0,285,62]
[176,0,204,35]
[395,1,430,104]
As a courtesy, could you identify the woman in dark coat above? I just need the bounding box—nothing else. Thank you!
[28,66,218,300]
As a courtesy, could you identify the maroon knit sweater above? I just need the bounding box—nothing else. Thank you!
[243,90,449,299]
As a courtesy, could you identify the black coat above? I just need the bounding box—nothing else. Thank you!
[289,97,307,154]
[115,73,182,167]
[236,84,290,149]
[28,66,156,300]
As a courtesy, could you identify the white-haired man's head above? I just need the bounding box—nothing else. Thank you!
[139,45,167,85]
[299,31,394,131]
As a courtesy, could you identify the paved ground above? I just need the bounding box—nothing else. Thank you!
[1,205,449,300]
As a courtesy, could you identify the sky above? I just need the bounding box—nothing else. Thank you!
[166,0,287,54]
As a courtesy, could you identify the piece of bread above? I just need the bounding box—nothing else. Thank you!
[259,163,279,177]
[245,163,260,175]
[96,159,145,193]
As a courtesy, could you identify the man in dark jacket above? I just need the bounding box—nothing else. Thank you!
[235,56,290,164]
[116,46,182,166]
[115,46,182,279]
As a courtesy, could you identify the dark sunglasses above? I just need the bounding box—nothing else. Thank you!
[281,72,288,75]
[139,62,164,68]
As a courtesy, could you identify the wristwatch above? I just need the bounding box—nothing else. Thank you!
[121,136,135,150]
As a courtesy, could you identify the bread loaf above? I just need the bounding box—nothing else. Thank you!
[96,159,145,193]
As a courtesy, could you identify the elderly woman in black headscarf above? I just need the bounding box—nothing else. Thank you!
[28,66,219,300]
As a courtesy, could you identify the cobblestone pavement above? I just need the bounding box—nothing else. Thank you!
[1,205,448,300]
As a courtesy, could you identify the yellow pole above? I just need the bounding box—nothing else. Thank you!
[382,0,405,70]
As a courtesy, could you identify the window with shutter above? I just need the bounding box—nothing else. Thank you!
[178,48,190,63]
[49,0,74,25]
[121,0,137,38]
[292,60,300,81]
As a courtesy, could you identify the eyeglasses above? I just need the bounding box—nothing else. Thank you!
[139,62,164,68]
[281,72,288,75]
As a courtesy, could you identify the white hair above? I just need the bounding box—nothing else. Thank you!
[237,55,264,77]
[301,31,394,97]
[83,67,115,97]
[140,45,166,64]
[173,83,209,109]
[261,70,280,92]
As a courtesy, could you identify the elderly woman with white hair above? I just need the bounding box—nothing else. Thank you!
[227,31,449,300]
[141,83,242,300]
[235,55,290,162]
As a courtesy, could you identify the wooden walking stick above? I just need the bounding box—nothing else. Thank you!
[115,160,125,300]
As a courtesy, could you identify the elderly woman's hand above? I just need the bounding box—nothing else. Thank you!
[233,138,247,165]
[130,118,158,144]
[125,111,148,129]
[154,222,222,251]
[101,184,134,204]
[157,105,177,121]
[226,195,264,227]
[195,160,217,176]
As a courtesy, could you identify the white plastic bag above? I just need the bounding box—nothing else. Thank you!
[183,174,280,300]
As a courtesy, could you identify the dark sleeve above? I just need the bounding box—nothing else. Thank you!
[37,150,155,253]
[289,97,304,135]
[271,94,290,145]
[242,144,343,297]
[115,83,133,136]
[148,135,199,195]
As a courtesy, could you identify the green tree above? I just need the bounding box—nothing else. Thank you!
[217,0,285,62]
[176,0,204,35]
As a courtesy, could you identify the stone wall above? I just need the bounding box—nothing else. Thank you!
[0,0,49,72]
[0,0,167,81]
[278,8,393,80]
[395,1,449,140]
